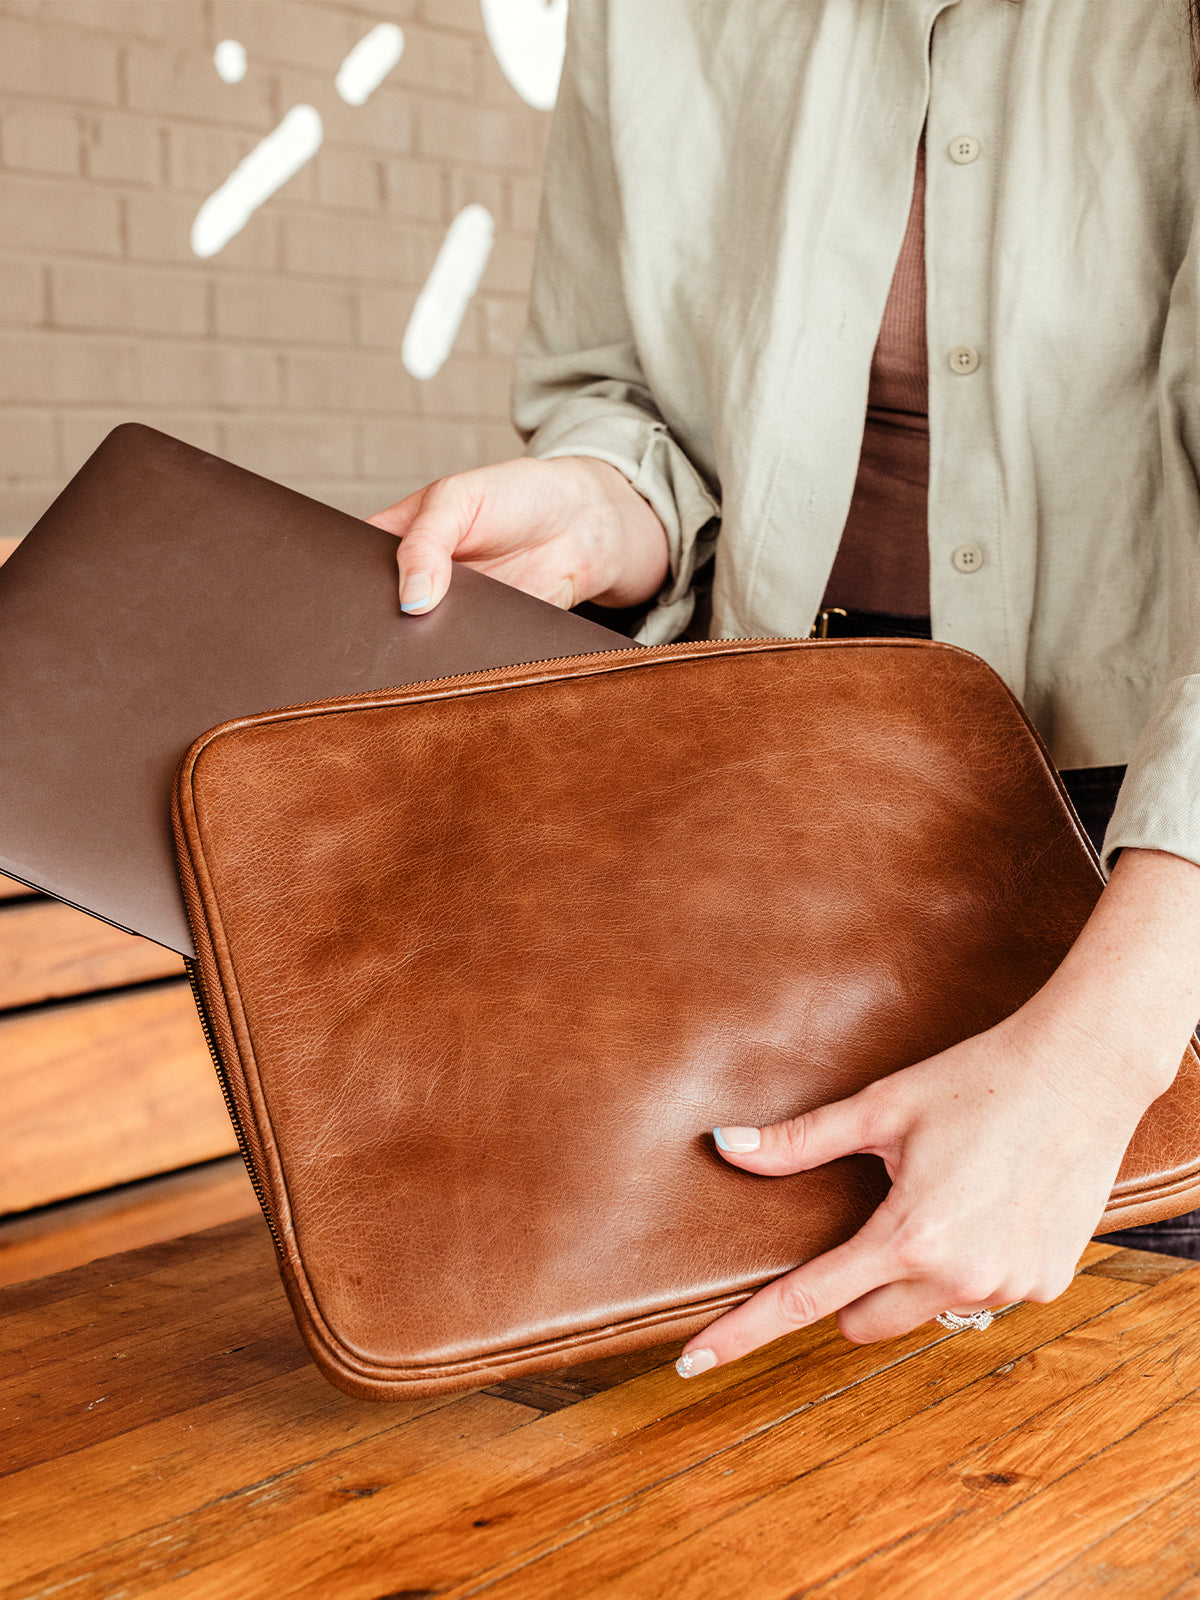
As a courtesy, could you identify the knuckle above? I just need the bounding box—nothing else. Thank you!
[1023,1271,1073,1305]
[855,1080,895,1142]
[839,1307,903,1347]
[408,480,465,533]
[943,1269,997,1308]
[892,1216,955,1278]
[420,474,456,505]
[775,1277,821,1328]
[779,1114,811,1165]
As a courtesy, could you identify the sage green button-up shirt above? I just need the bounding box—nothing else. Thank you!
[512,0,1200,876]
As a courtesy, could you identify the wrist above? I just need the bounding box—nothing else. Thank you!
[1081,851,1200,1064]
[552,456,671,607]
[1011,847,1200,1105]
[1008,983,1181,1112]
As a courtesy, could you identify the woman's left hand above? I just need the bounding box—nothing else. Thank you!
[677,845,1200,1376]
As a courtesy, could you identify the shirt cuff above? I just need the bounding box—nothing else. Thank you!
[1101,673,1200,877]
[526,403,720,644]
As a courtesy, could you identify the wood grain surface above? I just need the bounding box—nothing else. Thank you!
[0,982,238,1213]
[3,1224,1199,1599]
[0,898,183,1008]
[0,1156,258,1287]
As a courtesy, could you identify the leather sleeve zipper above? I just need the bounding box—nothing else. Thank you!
[184,955,285,1259]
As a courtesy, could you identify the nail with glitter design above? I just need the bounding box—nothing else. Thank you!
[675,1347,718,1379]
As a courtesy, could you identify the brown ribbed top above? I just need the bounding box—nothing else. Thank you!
[822,137,930,617]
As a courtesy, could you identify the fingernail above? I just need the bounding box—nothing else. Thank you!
[714,1126,761,1154]
[675,1348,718,1379]
[400,573,434,613]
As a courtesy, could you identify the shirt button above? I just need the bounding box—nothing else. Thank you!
[948,134,980,164]
[951,543,984,574]
[949,344,980,375]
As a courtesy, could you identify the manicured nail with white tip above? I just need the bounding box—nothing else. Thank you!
[714,1126,761,1154]
[400,573,434,613]
[675,1348,718,1379]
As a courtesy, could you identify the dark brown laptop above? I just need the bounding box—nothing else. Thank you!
[0,424,631,956]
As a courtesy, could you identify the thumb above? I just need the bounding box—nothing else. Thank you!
[713,1092,872,1177]
[393,515,457,615]
[370,479,475,616]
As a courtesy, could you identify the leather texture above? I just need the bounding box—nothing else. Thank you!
[173,637,1200,1401]
[0,424,627,955]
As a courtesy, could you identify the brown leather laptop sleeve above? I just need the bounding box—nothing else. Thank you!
[173,637,1200,1400]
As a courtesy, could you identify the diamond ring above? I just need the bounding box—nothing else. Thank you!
[935,1308,994,1332]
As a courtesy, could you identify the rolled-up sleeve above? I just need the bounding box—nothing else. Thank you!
[1102,569,1200,877]
[1101,241,1200,878]
[512,2,719,642]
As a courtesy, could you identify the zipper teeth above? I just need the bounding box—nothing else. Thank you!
[367,637,810,699]
[228,637,818,728]
[371,644,645,699]
[184,956,284,1258]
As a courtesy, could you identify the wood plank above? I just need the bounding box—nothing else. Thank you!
[0,1155,258,1288]
[0,1220,825,1598]
[825,1376,1200,1600]
[0,1219,544,1598]
[0,1214,1176,1600]
[427,1282,1174,1600]
[483,1341,688,1409]
[0,1374,536,1596]
[814,1334,1200,1598]
[0,1212,266,1323]
[1023,1468,1200,1597]
[85,1273,1142,1599]
[564,1269,1200,1600]
[0,1270,308,1475]
[0,981,238,1213]
[0,897,183,1008]
[1080,1244,1196,1284]
[0,1218,280,1373]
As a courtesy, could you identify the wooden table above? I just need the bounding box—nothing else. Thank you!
[4,1220,1200,1599]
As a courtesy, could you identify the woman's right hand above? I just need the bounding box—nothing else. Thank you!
[367,455,670,616]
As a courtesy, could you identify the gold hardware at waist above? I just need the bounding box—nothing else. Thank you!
[808,607,847,640]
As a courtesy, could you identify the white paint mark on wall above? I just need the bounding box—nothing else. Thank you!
[402,205,496,380]
[481,0,568,111]
[336,23,405,107]
[213,39,247,84]
[191,104,323,258]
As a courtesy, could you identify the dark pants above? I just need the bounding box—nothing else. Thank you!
[817,608,1200,1260]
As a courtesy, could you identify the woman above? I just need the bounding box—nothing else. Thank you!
[369,0,1200,1374]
